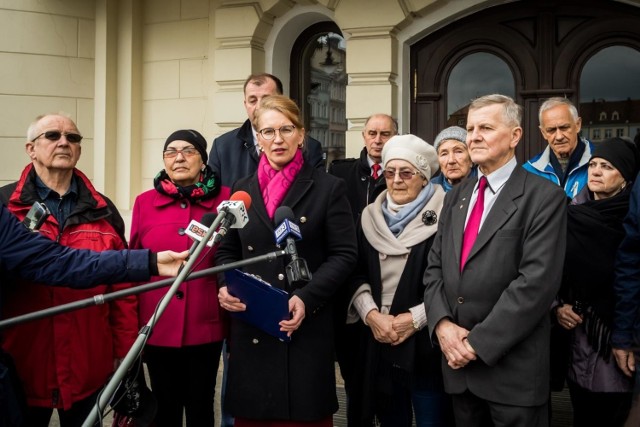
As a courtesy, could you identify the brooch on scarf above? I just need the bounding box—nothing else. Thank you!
[422,210,437,226]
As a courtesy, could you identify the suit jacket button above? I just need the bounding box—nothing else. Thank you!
[300,216,307,224]
[178,227,186,236]
[457,297,464,304]
[252,338,259,344]
[247,245,254,252]
[176,290,184,299]
[180,202,187,209]
[278,274,285,280]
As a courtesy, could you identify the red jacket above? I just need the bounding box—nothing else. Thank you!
[130,187,230,347]
[0,164,138,409]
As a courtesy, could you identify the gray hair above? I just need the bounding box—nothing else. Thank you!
[363,113,398,135]
[26,112,75,142]
[538,97,579,125]
[468,94,522,128]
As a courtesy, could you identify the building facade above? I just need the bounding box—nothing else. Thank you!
[1,0,639,223]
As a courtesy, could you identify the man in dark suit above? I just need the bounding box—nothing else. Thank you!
[424,94,567,426]
[328,113,397,222]
[208,73,324,192]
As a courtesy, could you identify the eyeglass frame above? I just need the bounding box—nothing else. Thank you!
[162,147,200,159]
[257,125,297,140]
[383,168,423,180]
[31,130,83,144]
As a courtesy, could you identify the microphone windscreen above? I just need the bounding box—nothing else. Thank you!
[230,190,252,211]
[274,206,295,225]
[201,212,217,227]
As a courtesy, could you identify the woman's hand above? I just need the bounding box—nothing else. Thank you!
[156,250,189,276]
[366,310,398,344]
[391,312,418,346]
[279,295,306,337]
[555,304,583,330]
[218,286,246,312]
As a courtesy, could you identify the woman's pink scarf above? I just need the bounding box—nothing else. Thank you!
[257,149,304,219]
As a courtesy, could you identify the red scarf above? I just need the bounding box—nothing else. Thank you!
[257,149,304,219]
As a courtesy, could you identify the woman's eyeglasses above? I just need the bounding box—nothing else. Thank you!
[163,147,199,159]
[383,169,421,180]
[258,125,296,140]
[31,131,83,144]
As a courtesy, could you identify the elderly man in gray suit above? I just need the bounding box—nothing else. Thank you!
[424,94,567,427]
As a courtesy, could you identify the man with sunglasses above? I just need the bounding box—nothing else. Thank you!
[0,113,138,427]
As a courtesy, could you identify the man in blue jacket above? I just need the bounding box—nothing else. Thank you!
[523,97,593,199]
[208,73,324,192]
[613,173,640,425]
[0,203,186,427]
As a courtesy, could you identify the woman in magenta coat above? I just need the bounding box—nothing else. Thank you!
[130,129,230,427]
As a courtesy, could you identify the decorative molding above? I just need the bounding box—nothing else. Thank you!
[349,72,397,85]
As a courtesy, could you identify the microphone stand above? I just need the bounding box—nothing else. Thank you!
[80,211,284,427]
[0,250,286,330]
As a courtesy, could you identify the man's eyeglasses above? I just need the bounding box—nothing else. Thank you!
[31,131,83,144]
[258,125,296,140]
[163,147,200,159]
[383,169,422,180]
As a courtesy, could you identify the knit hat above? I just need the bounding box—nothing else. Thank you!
[433,126,468,152]
[382,134,439,179]
[164,129,208,164]
[590,137,640,182]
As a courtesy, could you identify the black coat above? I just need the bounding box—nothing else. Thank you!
[349,217,444,424]
[215,161,358,421]
[328,147,386,223]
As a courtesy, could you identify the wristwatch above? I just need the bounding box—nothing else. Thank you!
[412,318,421,330]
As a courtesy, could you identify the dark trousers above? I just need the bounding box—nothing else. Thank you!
[451,390,548,427]
[22,389,100,427]
[567,379,632,427]
[144,341,223,427]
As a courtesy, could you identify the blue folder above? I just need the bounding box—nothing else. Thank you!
[224,269,291,342]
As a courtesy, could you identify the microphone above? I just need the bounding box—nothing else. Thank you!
[213,191,252,244]
[185,213,218,254]
[22,201,50,231]
[274,206,312,286]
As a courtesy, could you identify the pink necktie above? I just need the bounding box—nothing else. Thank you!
[460,176,487,271]
[371,163,381,180]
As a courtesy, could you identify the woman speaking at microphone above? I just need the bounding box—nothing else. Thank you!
[129,129,229,427]
[217,95,357,427]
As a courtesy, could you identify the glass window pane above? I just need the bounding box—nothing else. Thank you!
[307,32,347,164]
[579,46,640,143]
[447,52,515,125]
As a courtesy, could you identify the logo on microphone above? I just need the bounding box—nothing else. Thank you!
[216,200,249,228]
[185,220,215,247]
[274,218,301,246]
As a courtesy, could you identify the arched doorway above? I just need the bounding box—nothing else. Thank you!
[410,0,640,161]
[291,22,347,165]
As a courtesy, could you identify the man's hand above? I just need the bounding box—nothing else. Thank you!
[613,348,636,377]
[279,295,306,337]
[366,310,398,344]
[435,318,476,369]
[156,250,189,276]
[218,286,246,312]
[391,312,417,346]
